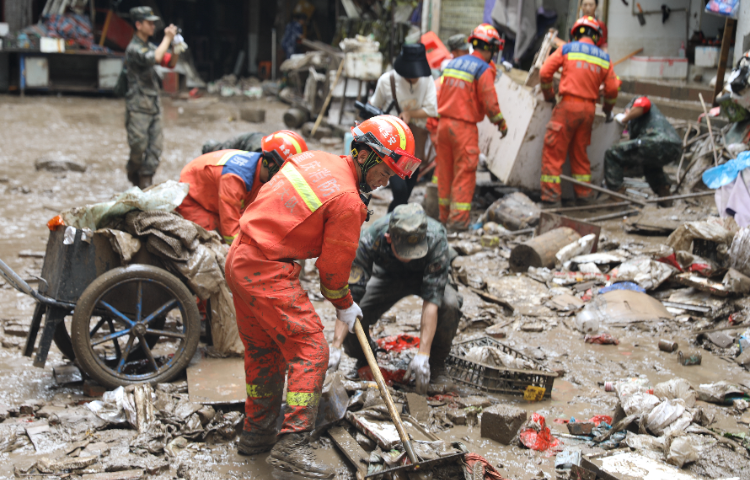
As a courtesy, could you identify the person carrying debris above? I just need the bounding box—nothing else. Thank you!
[328,203,462,394]
[539,16,619,208]
[124,7,183,189]
[225,115,420,478]
[436,23,507,231]
[369,43,437,212]
[605,97,681,203]
[176,131,308,244]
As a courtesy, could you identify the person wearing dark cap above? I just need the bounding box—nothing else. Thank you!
[124,7,181,189]
[328,203,462,394]
[369,43,437,211]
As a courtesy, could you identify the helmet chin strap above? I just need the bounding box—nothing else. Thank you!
[262,155,280,179]
[352,147,382,194]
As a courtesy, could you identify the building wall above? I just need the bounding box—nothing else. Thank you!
[4,0,33,32]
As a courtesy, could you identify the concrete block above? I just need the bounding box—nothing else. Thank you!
[240,107,266,123]
[567,422,594,435]
[457,395,492,409]
[406,392,430,424]
[480,405,527,445]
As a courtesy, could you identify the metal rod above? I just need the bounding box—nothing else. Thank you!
[584,209,640,222]
[676,121,692,182]
[311,58,345,137]
[559,174,648,207]
[644,191,714,203]
[546,201,632,213]
[353,318,419,465]
[271,28,277,81]
[698,93,720,166]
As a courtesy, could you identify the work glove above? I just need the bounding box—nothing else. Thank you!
[615,113,627,125]
[405,353,430,394]
[497,118,508,138]
[604,111,614,123]
[336,302,362,334]
[328,345,342,371]
[172,34,188,54]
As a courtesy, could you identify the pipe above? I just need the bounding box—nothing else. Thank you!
[559,174,648,207]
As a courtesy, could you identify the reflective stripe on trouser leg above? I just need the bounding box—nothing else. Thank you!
[226,242,328,434]
[447,119,479,230]
[569,102,596,199]
[436,119,456,224]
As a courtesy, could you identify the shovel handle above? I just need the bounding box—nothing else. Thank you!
[353,317,419,466]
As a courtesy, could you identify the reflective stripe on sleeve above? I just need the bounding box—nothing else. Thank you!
[540,175,560,184]
[320,283,350,300]
[490,112,504,123]
[281,164,323,212]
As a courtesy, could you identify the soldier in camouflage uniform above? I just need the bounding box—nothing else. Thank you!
[329,203,462,393]
[125,7,180,188]
[605,96,681,202]
[201,132,266,154]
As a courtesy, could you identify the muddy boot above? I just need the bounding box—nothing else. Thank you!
[127,170,139,186]
[575,193,598,206]
[238,430,278,456]
[656,185,673,207]
[267,432,334,479]
[138,174,153,189]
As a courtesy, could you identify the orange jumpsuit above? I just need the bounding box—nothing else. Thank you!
[176,150,264,244]
[539,38,619,202]
[436,51,504,230]
[225,150,368,435]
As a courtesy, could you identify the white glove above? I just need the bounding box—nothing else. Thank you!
[172,34,188,54]
[615,113,627,125]
[328,345,342,371]
[405,353,430,395]
[336,302,362,334]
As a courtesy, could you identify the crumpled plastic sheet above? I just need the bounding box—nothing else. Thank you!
[464,345,534,370]
[621,392,661,417]
[653,378,696,408]
[86,384,154,431]
[702,151,750,189]
[612,256,676,291]
[61,180,189,231]
[96,228,141,262]
[625,432,665,461]
[696,381,749,405]
[556,234,597,267]
[208,282,244,356]
[646,399,686,436]
[666,433,716,467]
[729,227,750,277]
[519,413,561,452]
[666,220,734,252]
[598,282,645,294]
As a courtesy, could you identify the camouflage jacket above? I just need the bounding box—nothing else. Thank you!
[125,35,161,114]
[349,214,450,306]
[626,98,681,145]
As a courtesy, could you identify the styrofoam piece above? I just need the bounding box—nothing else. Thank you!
[0,23,9,37]
[629,56,688,78]
[98,58,123,90]
[695,46,720,67]
[344,51,383,81]
[40,37,65,53]
[478,72,623,197]
[329,73,368,98]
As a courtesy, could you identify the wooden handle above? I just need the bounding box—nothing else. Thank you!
[311,58,345,137]
[613,48,644,67]
[353,318,419,466]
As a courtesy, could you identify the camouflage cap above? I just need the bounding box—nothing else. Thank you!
[447,34,469,52]
[389,203,428,260]
[130,6,160,22]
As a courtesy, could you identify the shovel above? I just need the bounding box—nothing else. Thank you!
[636,3,646,25]
[352,318,464,477]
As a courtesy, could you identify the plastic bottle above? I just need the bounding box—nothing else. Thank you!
[678,42,686,58]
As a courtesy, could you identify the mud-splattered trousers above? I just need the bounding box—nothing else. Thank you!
[436,52,504,230]
[539,38,619,202]
[226,151,367,435]
[126,110,162,177]
[176,150,263,244]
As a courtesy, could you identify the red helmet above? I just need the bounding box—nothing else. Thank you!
[570,16,602,42]
[351,115,421,179]
[468,24,504,52]
[261,130,308,166]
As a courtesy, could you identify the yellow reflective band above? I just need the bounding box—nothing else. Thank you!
[540,82,553,89]
[452,202,471,211]
[604,97,617,105]
[247,384,274,398]
[216,150,249,166]
[443,68,475,83]
[223,234,237,245]
[276,132,302,154]
[381,116,407,150]
[438,198,450,206]
[541,175,560,184]
[431,175,438,184]
[567,53,610,70]
[320,283,349,300]
[281,164,322,212]
[490,112,504,123]
[439,76,445,85]
[572,174,591,182]
[287,391,320,407]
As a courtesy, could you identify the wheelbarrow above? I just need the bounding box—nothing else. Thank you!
[0,226,201,389]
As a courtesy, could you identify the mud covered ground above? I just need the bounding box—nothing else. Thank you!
[0,93,749,479]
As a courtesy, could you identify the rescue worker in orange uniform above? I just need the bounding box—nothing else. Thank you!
[539,16,619,207]
[176,131,307,244]
[225,115,421,478]
[436,24,507,231]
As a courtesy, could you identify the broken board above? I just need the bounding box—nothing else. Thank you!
[328,425,369,480]
[187,356,245,404]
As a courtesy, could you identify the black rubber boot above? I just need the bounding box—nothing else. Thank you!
[127,170,139,186]
[138,175,153,189]
[237,430,277,456]
[266,432,334,479]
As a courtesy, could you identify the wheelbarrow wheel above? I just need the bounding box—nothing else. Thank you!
[71,265,200,389]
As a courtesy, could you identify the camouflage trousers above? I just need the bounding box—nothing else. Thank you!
[604,138,681,193]
[126,110,163,176]
[202,132,266,154]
